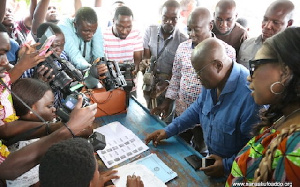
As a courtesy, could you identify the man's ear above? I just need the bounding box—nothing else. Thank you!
[235,13,238,19]
[209,21,214,31]
[73,21,78,32]
[287,19,294,27]
[215,60,223,73]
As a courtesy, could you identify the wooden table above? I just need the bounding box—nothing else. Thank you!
[95,97,226,187]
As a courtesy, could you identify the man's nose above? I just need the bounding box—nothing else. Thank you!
[263,21,273,29]
[219,20,227,28]
[0,55,8,66]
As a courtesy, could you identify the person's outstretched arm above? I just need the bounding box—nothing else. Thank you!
[23,0,38,29]
[0,0,7,23]
[0,96,97,180]
[31,0,50,36]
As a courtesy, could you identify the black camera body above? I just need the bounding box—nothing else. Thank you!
[88,57,128,91]
[56,90,91,122]
[88,132,106,152]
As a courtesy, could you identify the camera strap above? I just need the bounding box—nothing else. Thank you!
[156,34,171,61]
[151,32,171,76]
[0,78,47,146]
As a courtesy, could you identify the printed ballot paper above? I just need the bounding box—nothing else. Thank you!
[95,121,149,168]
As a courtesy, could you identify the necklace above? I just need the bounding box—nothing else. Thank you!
[273,108,300,129]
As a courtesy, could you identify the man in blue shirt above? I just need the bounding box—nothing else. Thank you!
[58,7,104,70]
[145,37,262,177]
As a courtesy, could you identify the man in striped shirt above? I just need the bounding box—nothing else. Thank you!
[103,6,143,76]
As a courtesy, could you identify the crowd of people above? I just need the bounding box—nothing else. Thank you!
[0,0,299,186]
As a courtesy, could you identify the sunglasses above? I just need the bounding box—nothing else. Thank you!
[249,59,278,78]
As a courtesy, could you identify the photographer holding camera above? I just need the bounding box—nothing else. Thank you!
[34,22,108,110]
[0,26,98,181]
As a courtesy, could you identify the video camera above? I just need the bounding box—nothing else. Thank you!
[36,27,107,151]
[86,57,135,106]
[87,57,127,91]
[35,27,90,123]
[36,26,134,118]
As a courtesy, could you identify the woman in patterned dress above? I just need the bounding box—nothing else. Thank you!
[226,27,300,186]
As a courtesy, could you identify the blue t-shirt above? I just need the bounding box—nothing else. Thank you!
[7,39,20,63]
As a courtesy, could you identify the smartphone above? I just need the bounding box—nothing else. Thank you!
[185,155,215,170]
[38,35,56,56]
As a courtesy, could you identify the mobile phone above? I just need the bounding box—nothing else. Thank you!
[184,155,215,170]
[38,35,56,56]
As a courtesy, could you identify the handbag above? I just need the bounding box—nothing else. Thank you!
[82,88,127,117]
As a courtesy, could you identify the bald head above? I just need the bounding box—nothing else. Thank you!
[190,7,211,21]
[191,38,232,89]
[262,0,294,41]
[192,38,228,65]
[215,0,236,13]
[266,0,294,21]
[214,0,237,35]
[187,7,212,45]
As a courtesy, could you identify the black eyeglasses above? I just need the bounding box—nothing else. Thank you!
[249,59,278,78]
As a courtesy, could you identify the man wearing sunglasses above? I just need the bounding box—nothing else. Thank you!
[238,0,294,69]
[145,38,262,177]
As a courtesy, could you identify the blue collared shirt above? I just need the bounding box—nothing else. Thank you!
[58,18,104,70]
[165,62,262,174]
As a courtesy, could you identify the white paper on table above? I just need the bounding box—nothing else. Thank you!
[94,121,149,168]
[132,153,178,183]
[112,164,166,187]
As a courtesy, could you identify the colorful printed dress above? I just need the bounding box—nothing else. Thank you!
[226,125,300,186]
[0,72,18,164]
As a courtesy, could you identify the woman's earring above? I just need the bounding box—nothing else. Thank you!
[270,81,285,95]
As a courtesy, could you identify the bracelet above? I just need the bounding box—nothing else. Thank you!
[63,123,75,138]
[165,80,170,84]
[44,122,51,135]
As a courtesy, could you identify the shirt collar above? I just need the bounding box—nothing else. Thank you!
[158,26,178,40]
[220,61,243,95]
[255,35,263,44]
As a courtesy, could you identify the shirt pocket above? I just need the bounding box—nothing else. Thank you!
[210,121,236,152]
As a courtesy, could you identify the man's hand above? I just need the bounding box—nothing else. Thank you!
[99,170,119,187]
[139,59,150,74]
[67,95,97,136]
[144,129,167,147]
[151,99,172,119]
[127,175,144,187]
[36,65,55,82]
[16,43,52,72]
[96,63,108,80]
[200,154,225,177]
[150,80,169,99]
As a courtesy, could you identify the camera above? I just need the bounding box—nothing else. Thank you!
[86,57,134,106]
[87,57,128,91]
[142,56,156,92]
[87,132,106,152]
[35,27,90,122]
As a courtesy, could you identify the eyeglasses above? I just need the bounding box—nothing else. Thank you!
[249,59,278,78]
[195,60,216,77]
